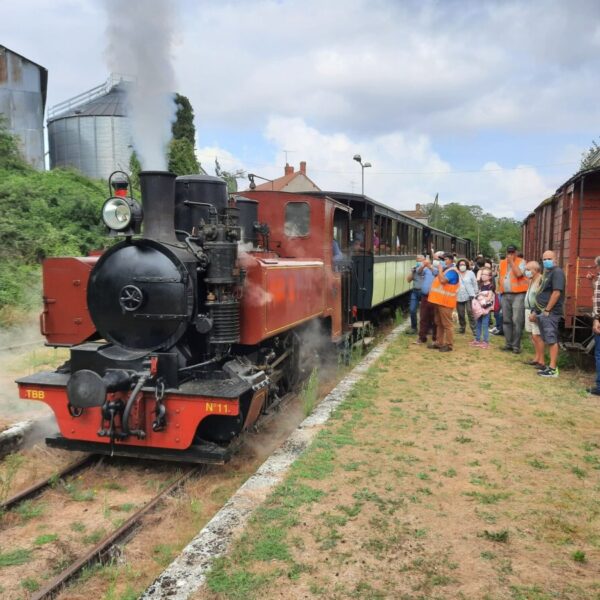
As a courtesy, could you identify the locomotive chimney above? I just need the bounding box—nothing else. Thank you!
[139,170,177,241]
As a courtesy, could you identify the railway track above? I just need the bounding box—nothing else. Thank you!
[0,340,43,353]
[31,467,199,600]
[1,454,200,600]
[0,454,95,512]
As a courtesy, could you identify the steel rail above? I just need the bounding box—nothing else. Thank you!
[0,340,43,352]
[31,467,199,600]
[0,454,95,512]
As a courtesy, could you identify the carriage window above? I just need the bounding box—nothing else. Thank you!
[374,215,382,255]
[285,202,310,237]
[391,221,398,255]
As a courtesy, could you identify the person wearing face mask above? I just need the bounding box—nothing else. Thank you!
[456,258,477,335]
[498,245,528,353]
[531,250,565,377]
[470,267,495,348]
[415,255,440,345]
[523,261,544,369]
[406,254,426,334]
[427,252,460,352]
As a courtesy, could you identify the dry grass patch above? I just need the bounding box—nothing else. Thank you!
[196,332,600,600]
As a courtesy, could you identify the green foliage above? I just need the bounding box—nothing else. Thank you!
[167,138,200,176]
[571,549,586,563]
[424,202,522,258]
[172,93,196,144]
[21,577,40,592]
[0,125,109,319]
[0,453,24,502]
[34,533,58,546]
[301,367,319,417]
[215,157,245,193]
[166,93,201,176]
[0,115,31,172]
[580,138,600,172]
[0,547,32,566]
[129,150,141,188]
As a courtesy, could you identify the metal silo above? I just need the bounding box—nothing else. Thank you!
[0,45,48,170]
[47,75,133,180]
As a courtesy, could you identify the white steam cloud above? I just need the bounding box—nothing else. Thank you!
[103,0,177,169]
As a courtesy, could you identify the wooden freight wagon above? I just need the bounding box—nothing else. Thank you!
[523,165,600,347]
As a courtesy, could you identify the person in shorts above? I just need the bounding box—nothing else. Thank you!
[523,261,544,369]
[531,250,565,378]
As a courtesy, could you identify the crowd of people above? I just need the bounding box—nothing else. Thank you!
[405,245,600,389]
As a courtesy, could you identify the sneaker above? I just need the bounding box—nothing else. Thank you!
[586,387,600,396]
[439,345,453,352]
[491,329,504,336]
[536,363,547,370]
[500,346,513,352]
[512,348,522,355]
[538,367,559,378]
[469,340,481,347]
[489,327,498,334]
[479,341,489,349]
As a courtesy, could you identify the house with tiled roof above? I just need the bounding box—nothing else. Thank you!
[247,161,321,192]
[401,203,429,224]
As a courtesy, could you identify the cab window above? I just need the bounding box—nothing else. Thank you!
[285,202,310,237]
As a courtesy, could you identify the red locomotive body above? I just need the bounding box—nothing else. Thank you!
[17,174,352,462]
[523,166,600,342]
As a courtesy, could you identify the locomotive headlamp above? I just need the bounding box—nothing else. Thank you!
[102,196,143,234]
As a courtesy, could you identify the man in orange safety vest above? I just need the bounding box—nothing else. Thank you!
[428,252,460,352]
[498,244,528,354]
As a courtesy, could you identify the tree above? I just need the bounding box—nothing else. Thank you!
[215,158,245,194]
[167,93,200,176]
[580,139,600,172]
[129,150,141,189]
[172,93,196,145]
[167,138,200,176]
[423,202,521,258]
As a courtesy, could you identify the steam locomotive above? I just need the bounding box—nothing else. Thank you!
[17,170,470,463]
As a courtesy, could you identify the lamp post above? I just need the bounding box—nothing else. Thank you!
[248,173,274,190]
[353,154,372,196]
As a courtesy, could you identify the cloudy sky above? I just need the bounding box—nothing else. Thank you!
[3,0,600,218]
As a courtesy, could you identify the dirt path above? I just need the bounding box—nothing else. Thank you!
[197,332,600,600]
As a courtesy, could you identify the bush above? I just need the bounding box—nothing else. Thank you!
[0,141,111,320]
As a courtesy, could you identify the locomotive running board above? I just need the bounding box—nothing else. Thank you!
[45,434,241,465]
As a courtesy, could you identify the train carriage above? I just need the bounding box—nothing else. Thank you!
[306,192,471,312]
[523,165,600,346]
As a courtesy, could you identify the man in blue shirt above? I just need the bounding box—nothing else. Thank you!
[406,254,425,334]
[416,254,440,345]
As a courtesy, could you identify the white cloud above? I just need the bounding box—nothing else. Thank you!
[201,116,554,219]
[175,0,600,136]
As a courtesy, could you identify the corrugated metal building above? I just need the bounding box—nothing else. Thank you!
[0,45,48,170]
[47,75,133,180]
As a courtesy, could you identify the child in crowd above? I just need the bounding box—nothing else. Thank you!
[470,267,495,348]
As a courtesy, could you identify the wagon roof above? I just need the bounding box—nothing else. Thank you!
[524,164,600,223]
